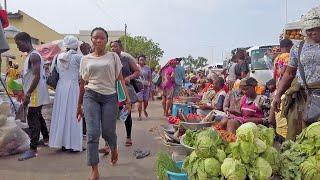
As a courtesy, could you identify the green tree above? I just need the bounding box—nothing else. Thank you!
[182,55,208,70]
[118,35,164,69]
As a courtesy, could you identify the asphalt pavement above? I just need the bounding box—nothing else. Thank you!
[0,100,167,180]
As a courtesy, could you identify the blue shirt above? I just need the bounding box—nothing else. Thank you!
[174,65,186,86]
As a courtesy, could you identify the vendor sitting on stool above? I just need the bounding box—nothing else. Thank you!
[219,77,270,134]
[197,77,226,116]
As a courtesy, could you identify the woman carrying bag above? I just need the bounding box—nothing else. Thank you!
[77,27,131,180]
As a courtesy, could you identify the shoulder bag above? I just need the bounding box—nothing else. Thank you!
[297,41,320,124]
[46,55,59,89]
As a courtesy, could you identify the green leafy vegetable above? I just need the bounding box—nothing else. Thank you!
[156,151,181,180]
[221,158,246,180]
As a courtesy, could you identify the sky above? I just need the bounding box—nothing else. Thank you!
[5,0,320,65]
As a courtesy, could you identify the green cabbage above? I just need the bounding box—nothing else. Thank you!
[304,122,320,140]
[257,124,275,146]
[194,128,222,158]
[221,158,246,180]
[248,157,272,180]
[239,141,257,164]
[195,136,218,158]
[254,138,267,154]
[236,122,258,143]
[261,146,280,174]
[204,158,221,177]
[300,155,320,180]
[215,149,227,163]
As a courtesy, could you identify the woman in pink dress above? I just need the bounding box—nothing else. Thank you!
[160,59,176,116]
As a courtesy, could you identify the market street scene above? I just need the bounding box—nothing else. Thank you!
[1,1,320,180]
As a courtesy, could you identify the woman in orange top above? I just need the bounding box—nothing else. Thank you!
[273,39,293,82]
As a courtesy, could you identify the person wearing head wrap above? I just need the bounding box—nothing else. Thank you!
[273,7,320,134]
[160,58,177,116]
[48,35,84,152]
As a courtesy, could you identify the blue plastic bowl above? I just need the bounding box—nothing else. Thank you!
[166,161,188,180]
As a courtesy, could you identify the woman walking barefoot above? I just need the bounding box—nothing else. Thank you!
[77,27,130,180]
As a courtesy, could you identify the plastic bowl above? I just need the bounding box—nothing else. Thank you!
[166,161,188,180]
[180,121,214,131]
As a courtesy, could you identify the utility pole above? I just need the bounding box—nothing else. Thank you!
[124,23,127,52]
[285,0,288,23]
[4,0,7,11]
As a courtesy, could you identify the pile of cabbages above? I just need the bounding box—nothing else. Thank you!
[224,122,280,180]
[182,122,280,180]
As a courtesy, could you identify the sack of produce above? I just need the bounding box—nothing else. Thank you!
[0,117,30,157]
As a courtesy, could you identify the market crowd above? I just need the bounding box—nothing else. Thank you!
[0,4,320,180]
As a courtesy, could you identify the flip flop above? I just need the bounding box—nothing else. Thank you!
[125,139,133,147]
[98,147,110,156]
[18,150,37,161]
[133,149,150,159]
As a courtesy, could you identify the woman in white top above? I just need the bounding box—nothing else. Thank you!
[49,35,83,152]
[77,27,130,180]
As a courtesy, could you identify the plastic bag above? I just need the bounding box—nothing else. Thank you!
[0,117,30,157]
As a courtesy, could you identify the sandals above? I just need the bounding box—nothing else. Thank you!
[133,149,150,159]
[18,150,37,161]
[98,147,110,156]
[125,139,133,147]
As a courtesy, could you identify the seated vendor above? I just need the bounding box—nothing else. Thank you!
[219,77,270,134]
[197,77,226,116]
[223,88,243,115]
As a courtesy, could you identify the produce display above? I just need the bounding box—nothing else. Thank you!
[280,122,320,180]
[182,128,227,179]
[225,123,279,180]
[156,151,182,180]
[159,102,320,180]
[284,29,304,40]
[167,116,180,125]
[180,123,279,180]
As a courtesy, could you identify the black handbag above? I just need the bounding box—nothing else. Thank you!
[297,41,320,124]
[46,56,59,89]
[131,78,143,93]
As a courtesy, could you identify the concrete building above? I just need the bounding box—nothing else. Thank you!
[1,10,63,71]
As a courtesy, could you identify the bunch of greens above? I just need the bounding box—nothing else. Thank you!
[156,151,181,180]
[183,128,226,179]
[280,122,320,180]
[183,129,198,148]
[222,122,278,180]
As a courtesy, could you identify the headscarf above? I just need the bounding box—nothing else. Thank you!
[301,7,320,36]
[160,58,177,72]
[55,35,79,70]
[63,35,79,50]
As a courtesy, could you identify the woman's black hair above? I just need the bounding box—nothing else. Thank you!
[14,32,32,44]
[90,27,108,39]
[110,40,123,48]
[138,54,146,60]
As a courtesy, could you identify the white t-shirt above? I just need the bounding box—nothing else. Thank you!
[80,52,123,95]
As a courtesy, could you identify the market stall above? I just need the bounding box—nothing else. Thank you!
[156,112,320,180]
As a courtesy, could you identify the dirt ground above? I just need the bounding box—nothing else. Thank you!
[0,100,169,180]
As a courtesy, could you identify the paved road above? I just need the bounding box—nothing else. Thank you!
[0,100,168,180]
